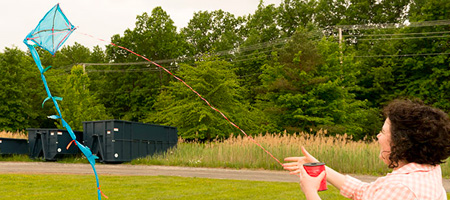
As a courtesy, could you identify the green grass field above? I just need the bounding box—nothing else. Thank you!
[0,174,346,200]
[2,131,450,199]
[2,173,450,199]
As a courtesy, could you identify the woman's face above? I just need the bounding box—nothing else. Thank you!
[377,118,392,165]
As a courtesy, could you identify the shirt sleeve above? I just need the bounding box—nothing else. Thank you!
[340,175,371,199]
[340,175,417,200]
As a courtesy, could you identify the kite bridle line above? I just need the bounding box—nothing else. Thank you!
[77,31,285,167]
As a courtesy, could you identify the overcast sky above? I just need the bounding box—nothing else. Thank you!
[0,0,281,52]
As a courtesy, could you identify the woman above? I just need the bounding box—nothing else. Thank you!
[283,99,450,200]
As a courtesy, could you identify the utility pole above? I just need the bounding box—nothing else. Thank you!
[82,63,86,90]
[339,28,343,65]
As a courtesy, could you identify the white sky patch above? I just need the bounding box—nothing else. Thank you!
[0,0,281,52]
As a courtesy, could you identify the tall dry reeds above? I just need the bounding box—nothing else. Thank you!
[132,130,395,175]
[0,131,27,139]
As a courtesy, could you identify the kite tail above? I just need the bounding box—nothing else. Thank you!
[25,43,105,200]
[75,140,107,199]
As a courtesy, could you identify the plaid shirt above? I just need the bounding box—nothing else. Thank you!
[340,163,446,200]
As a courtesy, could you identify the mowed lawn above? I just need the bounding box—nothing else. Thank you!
[0,174,347,200]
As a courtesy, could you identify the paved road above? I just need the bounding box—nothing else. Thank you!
[1,162,449,192]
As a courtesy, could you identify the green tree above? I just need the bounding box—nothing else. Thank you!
[234,2,281,102]
[278,0,316,36]
[56,65,111,131]
[107,7,187,62]
[54,42,91,68]
[85,46,108,98]
[31,43,103,102]
[315,0,409,27]
[243,1,281,42]
[315,0,350,27]
[146,57,270,140]
[347,0,450,110]
[0,48,50,131]
[347,29,398,107]
[257,27,380,138]
[408,0,450,21]
[89,46,107,63]
[101,7,187,121]
[181,10,243,55]
[388,27,450,110]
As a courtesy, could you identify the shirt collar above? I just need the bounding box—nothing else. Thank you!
[389,162,436,175]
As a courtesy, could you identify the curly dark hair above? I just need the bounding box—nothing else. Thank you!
[383,99,450,168]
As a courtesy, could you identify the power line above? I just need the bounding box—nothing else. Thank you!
[79,38,288,68]
[85,53,271,73]
[80,58,181,67]
[85,42,450,72]
[233,37,289,53]
[335,19,450,30]
[356,34,450,41]
[229,53,274,64]
[85,49,276,73]
[71,19,450,71]
[83,49,273,73]
[343,31,450,38]
[80,38,288,71]
[86,66,180,73]
[237,72,262,79]
[351,52,450,58]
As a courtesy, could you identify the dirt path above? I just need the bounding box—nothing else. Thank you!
[1,162,449,192]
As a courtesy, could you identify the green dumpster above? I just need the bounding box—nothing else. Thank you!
[82,120,177,163]
[0,138,28,155]
[27,128,83,161]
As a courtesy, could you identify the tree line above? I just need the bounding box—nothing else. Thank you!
[1,0,449,140]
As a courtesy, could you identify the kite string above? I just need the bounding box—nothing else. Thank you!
[77,31,284,167]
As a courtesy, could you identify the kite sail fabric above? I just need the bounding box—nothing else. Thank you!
[24,4,106,200]
[24,3,76,55]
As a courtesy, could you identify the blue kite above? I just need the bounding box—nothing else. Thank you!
[24,4,106,199]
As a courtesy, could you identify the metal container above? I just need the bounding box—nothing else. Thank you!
[27,128,83,161]
[82,120,177,163]
[0,138,28,155]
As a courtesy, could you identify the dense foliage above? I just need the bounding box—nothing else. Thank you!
[1,0,449,140]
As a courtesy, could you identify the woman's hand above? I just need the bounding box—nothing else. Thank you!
[284,147,324,200]
[284,146,347,192]
[283,146,319,175]
[298,165,325,200]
